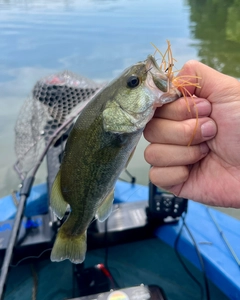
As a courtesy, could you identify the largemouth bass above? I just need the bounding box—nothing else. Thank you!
[50,55,181,264]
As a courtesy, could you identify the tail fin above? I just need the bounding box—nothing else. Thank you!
[50,228,87,264]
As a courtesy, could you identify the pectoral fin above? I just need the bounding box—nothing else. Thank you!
[96,189,114,222]
[125,147,136,169]
[50,170,68,219]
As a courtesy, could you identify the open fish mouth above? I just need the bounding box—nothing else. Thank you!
[146,55,164,73]
[145,55,182,106]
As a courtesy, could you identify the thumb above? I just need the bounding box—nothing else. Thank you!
[176,60,238,103]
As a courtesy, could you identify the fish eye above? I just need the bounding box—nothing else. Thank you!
[127,75,140,88]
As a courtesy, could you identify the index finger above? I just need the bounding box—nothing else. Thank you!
[155,96,212,121]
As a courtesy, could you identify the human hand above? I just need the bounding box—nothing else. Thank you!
[144,60,240,208]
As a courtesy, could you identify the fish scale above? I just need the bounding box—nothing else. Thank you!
[50,55,181,264]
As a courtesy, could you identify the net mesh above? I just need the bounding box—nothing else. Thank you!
[14,71,102,178]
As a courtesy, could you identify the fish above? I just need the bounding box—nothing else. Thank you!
[50,54,181,264]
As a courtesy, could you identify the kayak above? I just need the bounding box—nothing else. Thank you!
[0,180,239,299]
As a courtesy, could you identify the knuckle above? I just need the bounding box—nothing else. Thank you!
[182,122,194,143]
[149,166,189,187]
[179,97,193,117]
[144,145,158,165]
[149,167,160,186]
[183,59,199,70]
[180,166,189,182]
[144,145,151,163]
[143,122,154,142]
[187,146,201,163]
[143,128,149,142]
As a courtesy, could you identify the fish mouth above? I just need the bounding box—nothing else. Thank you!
[146,55,161,72]
[145,55,169,93]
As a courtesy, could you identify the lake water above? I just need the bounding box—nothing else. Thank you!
[0,0,240,219]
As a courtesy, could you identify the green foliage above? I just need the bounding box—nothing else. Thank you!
[186,0,240,77]
[226,0,240,43]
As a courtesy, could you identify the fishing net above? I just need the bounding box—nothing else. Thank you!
[14,71,102,179]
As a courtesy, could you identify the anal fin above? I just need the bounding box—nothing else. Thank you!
[50,170,68,219]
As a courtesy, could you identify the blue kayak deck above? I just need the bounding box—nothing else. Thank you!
[1,181,240,299]
[115,181,240,299]
[155,202,240,299]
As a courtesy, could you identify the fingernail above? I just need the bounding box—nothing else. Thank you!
[200,142,209,154]
[201,121,216,138]
[196,100,211,116]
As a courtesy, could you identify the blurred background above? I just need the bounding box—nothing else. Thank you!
[0,0,240,218]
